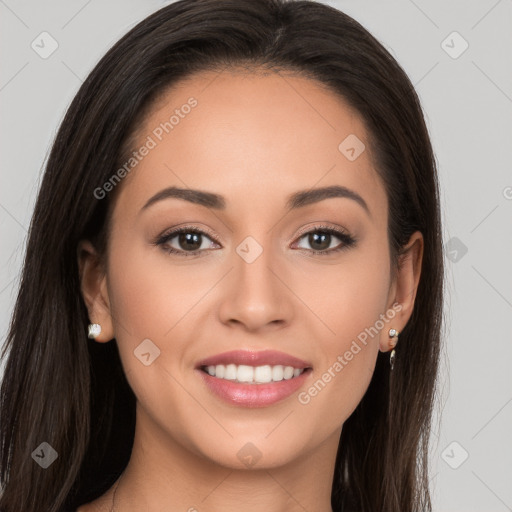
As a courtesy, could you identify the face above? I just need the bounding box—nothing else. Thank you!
[80,68,421,471]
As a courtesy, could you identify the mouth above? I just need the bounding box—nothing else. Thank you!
[195,350,313,407]
[199,363,310,384]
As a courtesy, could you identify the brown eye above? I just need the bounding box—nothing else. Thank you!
[176,232,203,251]
[307,232,332,251]
[294,226,356,255]
[155,227,219,257]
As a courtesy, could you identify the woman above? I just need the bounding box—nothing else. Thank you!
[0,0,444,511]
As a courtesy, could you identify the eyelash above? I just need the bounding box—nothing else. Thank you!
[153,224,356,258]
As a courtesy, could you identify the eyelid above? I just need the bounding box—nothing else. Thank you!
[154,222,355,257]
[152,224,221,259]
[293,222,351,240]
[156,222,350,245]
[157,224,220,244]
[294,222,355,241]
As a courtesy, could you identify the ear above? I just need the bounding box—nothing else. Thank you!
[379,230,423,353]
[77,240,115,343]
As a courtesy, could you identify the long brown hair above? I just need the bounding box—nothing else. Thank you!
[0,1,444,510]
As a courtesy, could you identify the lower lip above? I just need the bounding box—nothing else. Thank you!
[196,368,312,407]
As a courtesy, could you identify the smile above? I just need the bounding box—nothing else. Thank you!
[195,349,313,407]
[201,364,306,384]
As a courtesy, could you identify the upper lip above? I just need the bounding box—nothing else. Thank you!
[196,350,312,369]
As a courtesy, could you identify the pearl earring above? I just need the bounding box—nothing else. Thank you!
[88,323,101,339]
[388,328,400,371]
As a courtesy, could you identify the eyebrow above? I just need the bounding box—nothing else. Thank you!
[140,185,370,217]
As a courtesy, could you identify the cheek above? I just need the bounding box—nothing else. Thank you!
[296,243,391,418]
[105,243,213,431]
[107,240,215,340]
[296,235,391,343]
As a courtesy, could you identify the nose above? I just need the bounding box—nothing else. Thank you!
[217,244,294,333]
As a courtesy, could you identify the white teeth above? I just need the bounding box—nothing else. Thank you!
[272,365,284,381]
[254,365,272,383]
[203,363,307,384]
[283,366,294,380]
[224,364,237,380]
[237,365,254,382]
[215,364,225,379]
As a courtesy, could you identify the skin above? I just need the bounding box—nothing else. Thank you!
[77,68,423,512]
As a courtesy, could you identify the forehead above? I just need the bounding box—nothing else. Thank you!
[111,68,387,225]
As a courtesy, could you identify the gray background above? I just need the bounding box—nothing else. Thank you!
[1,0,511,510]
